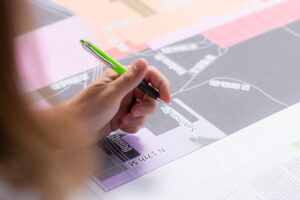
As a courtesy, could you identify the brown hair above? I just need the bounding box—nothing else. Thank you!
[0,1,96,199]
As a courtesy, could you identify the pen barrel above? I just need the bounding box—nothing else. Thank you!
[89,43,128,75]
[137,80,159,100]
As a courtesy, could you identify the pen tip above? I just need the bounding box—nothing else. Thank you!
[80,39,84,44]
[157,98,170,107]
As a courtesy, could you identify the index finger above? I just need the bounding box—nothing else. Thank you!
[144,65,172,104]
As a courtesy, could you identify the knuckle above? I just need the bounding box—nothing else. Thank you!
[122,73,134,83]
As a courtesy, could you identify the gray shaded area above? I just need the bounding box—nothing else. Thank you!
[31,67,102,104]
[176,83,285,134]
[180,27,300,134]
[190,136,218,146]
[145,98,198,135]
[286,20,300,35]
[28,0,73,28]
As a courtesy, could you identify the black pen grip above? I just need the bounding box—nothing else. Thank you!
[137,80,159,100]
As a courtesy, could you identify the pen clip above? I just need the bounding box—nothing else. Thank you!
[82,43,116,69]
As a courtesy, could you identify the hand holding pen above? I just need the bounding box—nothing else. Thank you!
[80,40,171,105]
[65,54,171,140]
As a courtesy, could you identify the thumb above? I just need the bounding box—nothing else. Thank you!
[111,59,148,97]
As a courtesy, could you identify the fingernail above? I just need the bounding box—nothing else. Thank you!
[133,110,144,117]
[133,63,146,72]
[133,64,141,72]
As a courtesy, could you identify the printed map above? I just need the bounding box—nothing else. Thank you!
[27,0,300,191]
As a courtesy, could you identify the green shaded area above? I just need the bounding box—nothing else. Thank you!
[292,140,300,150]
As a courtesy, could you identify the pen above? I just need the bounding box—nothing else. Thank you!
[80,40,167,105]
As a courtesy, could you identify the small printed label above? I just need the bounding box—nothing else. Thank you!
[108,38,130,52]
[161,105,196,132]
[100,133,140,162]
[101,18,134,33]
[161,43,199,54]
[127,148,167,167]
[209,79,250,91]
[154,53,187,75]
[189,54,216,75]
[50,73,89,90]
[107,132,133,153]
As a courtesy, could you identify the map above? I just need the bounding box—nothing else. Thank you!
[25,0,300,191]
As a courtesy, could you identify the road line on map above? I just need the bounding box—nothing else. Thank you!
[182,76,289,108]
[45,84,72,101]
[176,80,210,95]
[215,77,289,107]
[173,98,203,120]
[177,47,228,93]
[281,26,300,39]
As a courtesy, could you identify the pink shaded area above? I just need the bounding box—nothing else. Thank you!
[126,41,148,52]
[148,22,204,50]
[203,0,300,48]
[231,17,262,37]
[290,0,300,7]
[15,16,98,91]
[278,2,300,19]
[202,29,231,48]
[106,41,149,60]
[263,6,291,24]
[218,23,246,42]
[252,12,277,30]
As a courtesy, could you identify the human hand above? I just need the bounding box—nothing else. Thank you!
[66,59,171,142]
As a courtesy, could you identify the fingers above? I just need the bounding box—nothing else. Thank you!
[111,59,148,98]
[95,59,171,105]
[93,68,119,87]
[144,66,172,103]
[119,95,157,133]
[130,95,158,117]
[120,114,148,133]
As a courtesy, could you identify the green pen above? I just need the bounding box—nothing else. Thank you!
[80,40,167,105]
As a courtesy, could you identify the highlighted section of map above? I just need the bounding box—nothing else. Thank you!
[203,0,300,47]
[51,0,255,58]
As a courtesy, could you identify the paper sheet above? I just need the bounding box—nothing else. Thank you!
[24,0,300,192]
